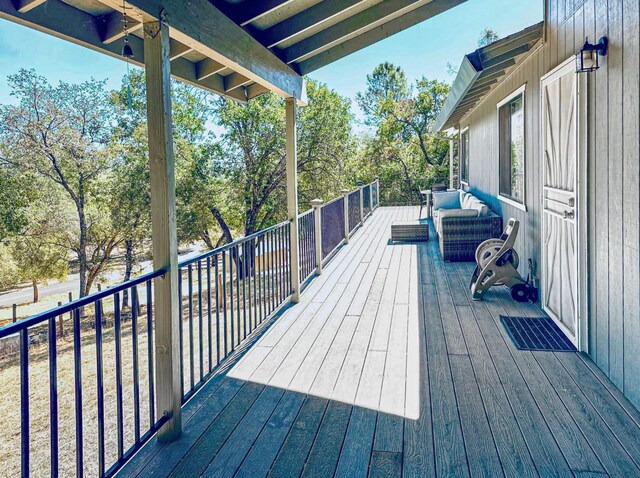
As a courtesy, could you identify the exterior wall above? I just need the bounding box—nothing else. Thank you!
[460,0,640,408]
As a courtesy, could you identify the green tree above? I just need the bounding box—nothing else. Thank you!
[354,64,451,204]
[11,187,70,302]
[0,164,32,244]
[478,28,499,47]
[297,79,355,207]
[356,62,409,126]
[0,69,121,297]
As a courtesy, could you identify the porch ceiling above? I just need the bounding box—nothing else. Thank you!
[0,0,467,103]
[435,21,544,132]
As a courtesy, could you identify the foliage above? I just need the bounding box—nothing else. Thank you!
[11,187,70,302]
[0,165,32,243]
[478,28,500,47]
[356,62,409,126]
[353,63,451,204]
[0,69,121,297]
[297,79,355,208]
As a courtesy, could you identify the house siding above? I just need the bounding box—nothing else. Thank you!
[460,0,640,408]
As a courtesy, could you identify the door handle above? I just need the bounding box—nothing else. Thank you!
[562,210,575,220]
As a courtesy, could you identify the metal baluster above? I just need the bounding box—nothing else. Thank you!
[73,308,84,477]
[252,238,257,332]
[276,228,282,304]
[280,226,286,300]
[146,280,155,427]
[235,245,241,344]
[114,294,124,460]
[215,255,221,365]
[242,242,247,340]
[229,247,235,351]
[267,231,275,315]
[257,238,263,325]
[132,286,141,443]
[222,250,228,356]
[245,242,251,335]
[188,264,194,391]
[197,261,203,382]
[178,270,184,399]
[94,301,104,477]
[48,316,59,478]
[287,226,292,294]
[20,328,29,478]
[206,257,213,374]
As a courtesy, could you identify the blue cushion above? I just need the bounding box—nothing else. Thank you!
[432,190,460,210]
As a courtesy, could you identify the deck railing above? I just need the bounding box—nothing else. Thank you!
[297,209,316,284]
[348,190,361,233]
[320,196,346,260]
[0,179,379,478]
[176,220,291,403]
[0,268,168,478]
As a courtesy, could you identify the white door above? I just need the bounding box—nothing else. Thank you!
[541,59,580,344]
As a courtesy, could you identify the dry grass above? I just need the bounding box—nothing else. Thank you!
[0,272,282,477]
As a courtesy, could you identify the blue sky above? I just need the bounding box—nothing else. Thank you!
[0,0,542,122]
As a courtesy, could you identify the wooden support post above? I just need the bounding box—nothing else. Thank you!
[285,98,301,303]
[144,18,182,441]
[311,199,323,275]
[341,189,350,244]
[449,138,455,189]
[358,182,364,225]
[12,304,17,323]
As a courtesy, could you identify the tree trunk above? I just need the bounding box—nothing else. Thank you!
[32,280,39,303]
[122,239,134,308]
[210,207,233,244]
[77,191,88,298]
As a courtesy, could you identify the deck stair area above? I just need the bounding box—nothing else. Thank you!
[119,206,640,478]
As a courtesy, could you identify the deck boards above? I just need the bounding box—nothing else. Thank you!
[119,207,640,478]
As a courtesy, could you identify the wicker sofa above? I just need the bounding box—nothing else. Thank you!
[432,190,502,262]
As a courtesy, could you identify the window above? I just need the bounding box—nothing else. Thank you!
[498,88,525,205]
[460,128,469,184]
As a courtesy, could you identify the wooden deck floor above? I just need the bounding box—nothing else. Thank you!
[119,206,640,478]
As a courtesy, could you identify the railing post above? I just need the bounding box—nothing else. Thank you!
[285,98,300,303]
[375,177,380,208]
[144,17,182,441]
[311,199,323,275]
[358,181,364,225]
[341,189,350,244]
[368,182,373,214]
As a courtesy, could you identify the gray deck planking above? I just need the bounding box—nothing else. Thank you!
[118,207,640,478]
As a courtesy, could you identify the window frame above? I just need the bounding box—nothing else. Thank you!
[459,126,470,186]
[496,84,527,212]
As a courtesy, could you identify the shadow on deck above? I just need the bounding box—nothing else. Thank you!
[118,207,640,478]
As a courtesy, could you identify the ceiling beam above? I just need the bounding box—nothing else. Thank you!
[195,58,226,80]
[169,40,193,60]
[295,0,467,74]
[224,72,252,92]
[280,0,430,64]
[259,0,368,48]
[0,0,247,102]
[15,0,47,13]
[107,0,304,101]
[210,0,295,26]
[98,10,141,44]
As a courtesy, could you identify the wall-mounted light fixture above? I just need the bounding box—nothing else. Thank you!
[576,37,608,73]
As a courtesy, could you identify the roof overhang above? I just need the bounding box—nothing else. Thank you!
[435,21,544,132]
[0,0,468,103]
